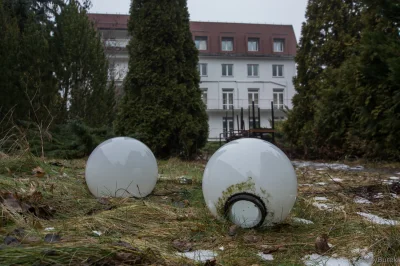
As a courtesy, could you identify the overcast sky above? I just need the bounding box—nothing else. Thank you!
[88,0,309,42]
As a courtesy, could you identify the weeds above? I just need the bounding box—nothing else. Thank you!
[0,157,399,265]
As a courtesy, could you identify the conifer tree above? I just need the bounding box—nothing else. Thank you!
[53,0,114,127]
[283,0,362,157]
[115,0,209,158]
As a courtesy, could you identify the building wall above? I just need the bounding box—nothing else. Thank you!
[88,16,298,142]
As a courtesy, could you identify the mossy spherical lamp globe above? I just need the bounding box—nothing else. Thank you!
[202,138,297,228]
[85,137,158,198]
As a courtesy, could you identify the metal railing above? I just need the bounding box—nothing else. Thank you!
[204,98,285,110]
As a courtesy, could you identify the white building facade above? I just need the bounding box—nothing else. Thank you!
[88,14,297,141]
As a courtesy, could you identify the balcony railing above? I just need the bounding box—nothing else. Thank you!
[204,98,285,111]
[104,39,129,48]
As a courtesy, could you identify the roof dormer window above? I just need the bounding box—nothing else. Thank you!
[221,37,234,51]
[273,38,285,52]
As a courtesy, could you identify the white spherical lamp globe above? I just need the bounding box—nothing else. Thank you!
[202,138,297,228]
[85,137,158,198]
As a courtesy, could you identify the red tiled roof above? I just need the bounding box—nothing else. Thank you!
[88,13,129,30]
[88,13,296,56]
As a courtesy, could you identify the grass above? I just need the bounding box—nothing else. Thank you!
[0,155,400,265]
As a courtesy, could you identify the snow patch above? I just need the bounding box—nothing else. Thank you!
[44,227,55,231]
[332,178,343,182]
[314,197,329,201]
[292,161,364,171]
[303,251,373,266]
[357,212,400,225]
[315,182,327,186]
[292,217,314,224]
[92,231,102,236]
[299,184,314,187]
[312,202,344,212]
[389,176,400,180]
[176,250,217,262]
[258,252,274,261]
[390,193,399,199]
[354,197,372,204]
[373,193,384,199]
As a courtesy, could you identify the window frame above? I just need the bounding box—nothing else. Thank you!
[272,64,284,77]
[273,88,284,110]
[222,117,234,137]
[273,38,285,52]
[247,64,259,77]
[222,89,234,110]
[248,89,259,108]
[198,63,208,76]
[222,64,234,77]
[248,38,260,52]
[195,36,208,51]
[221,37,234,52]
[200,88,208,107]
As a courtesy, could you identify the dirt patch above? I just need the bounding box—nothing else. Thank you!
[346,182,400,201]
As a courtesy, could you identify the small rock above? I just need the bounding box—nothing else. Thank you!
[44,233,61,243]
[4,236,20,246]
[12,228,26,237]
[260,244,286,254]
[97,197,111,205]
[315,234,330,254]
[243,235,262,243]
[172,239,193,252]
[204,259,217,266]
[228,225,239,236]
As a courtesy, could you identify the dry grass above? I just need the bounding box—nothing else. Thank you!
[0,155,399,265]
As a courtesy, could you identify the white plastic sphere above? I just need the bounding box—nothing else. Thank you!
[85,137,158,198]
[202,138,297,228]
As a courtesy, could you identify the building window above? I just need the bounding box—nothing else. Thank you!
[222,89,234,110]
[201,89,207,107]
[222,64,233,76]
[273,89,284,109]
[248,38,259,51]
[198,63,207,76]
[223,117,234,137]
[195,36,207,50]
[273,39,285,52]
[247,64,259,77]
[221,37,234,51]
[272,65,284,77]
[248,89,259,108]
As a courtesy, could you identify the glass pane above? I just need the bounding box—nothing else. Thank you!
[248,65,251,76]
[273,93,277,103]
[227,41,233,51]
[222,65,226,76]
[229,93,233,105]
[223,93,227,104]
[254,65,258,76]
[248,93,252,105]
[202,64,207,76]
[279,93,283,104]
[228,65,233,76]
[273,66,277,77]
[255,93,259,104]
[199,40,206,50]
[279,66,283,76]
